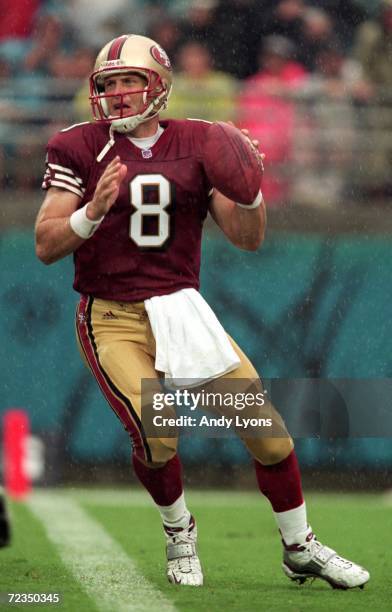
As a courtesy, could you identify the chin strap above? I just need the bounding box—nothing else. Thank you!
[96,125,115,162]
[95,89,169,161]
[109,89,168,134]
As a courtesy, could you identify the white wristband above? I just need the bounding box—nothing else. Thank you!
[70,204,104,239]
[236,190,263,209]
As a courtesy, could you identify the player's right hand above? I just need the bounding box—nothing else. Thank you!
[87,156,127,220]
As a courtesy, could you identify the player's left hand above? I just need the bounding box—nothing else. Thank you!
[227,121,265,172]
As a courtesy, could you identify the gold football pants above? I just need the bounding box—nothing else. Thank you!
[76,295,293,466]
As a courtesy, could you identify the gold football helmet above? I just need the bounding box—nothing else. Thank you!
[89,34,173,133]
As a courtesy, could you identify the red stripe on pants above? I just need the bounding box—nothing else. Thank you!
[76,295,151,462]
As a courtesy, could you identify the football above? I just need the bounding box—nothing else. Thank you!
[202,121,264,205]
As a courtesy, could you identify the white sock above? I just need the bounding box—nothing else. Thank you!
[157,492,190,528]
[273,502,310,545]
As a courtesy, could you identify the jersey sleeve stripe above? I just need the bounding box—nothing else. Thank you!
[55,172,84,186]
[49,180,85,198]
[48,163,83,183]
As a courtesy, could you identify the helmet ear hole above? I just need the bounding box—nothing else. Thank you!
[95,79,105,94]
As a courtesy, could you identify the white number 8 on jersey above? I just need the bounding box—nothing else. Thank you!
[129,174,171,248]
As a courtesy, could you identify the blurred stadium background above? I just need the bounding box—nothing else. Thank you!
[1,0,392,493]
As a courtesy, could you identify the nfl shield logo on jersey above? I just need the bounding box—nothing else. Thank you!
[142,149,153,159]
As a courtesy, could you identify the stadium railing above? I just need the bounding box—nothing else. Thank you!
[2,78,392,210]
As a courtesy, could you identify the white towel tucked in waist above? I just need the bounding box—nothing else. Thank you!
[144,288,240,387]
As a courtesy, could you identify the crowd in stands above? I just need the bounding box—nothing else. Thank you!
[2,0,392,205]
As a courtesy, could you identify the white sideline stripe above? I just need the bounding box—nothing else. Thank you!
[27,493,177,612]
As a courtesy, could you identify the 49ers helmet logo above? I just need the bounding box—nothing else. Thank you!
[150,44,172,71]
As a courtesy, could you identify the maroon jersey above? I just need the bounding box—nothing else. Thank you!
[42,119,212,301]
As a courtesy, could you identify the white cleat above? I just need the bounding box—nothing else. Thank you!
[282,528,369,590]
[164,516,203,586]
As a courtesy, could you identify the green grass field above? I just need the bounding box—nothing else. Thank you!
[0,489,391,611]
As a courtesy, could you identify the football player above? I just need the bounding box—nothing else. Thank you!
[35,34,369,590]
